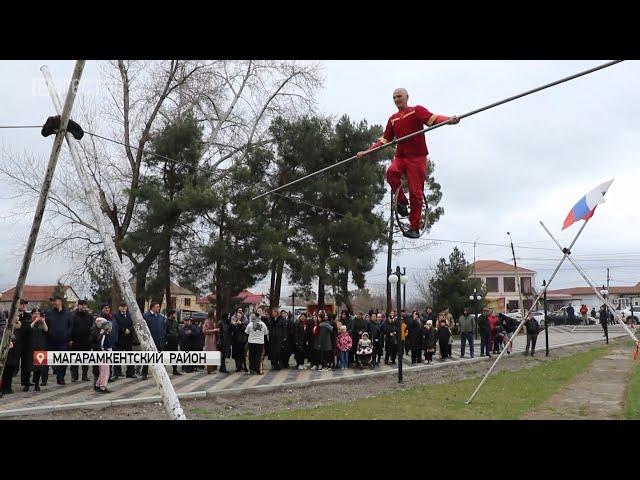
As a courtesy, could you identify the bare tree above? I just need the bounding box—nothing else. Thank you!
[0,60,323,305]
[411,268,433,308]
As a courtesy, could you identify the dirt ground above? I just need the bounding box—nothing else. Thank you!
[2,339,623,420]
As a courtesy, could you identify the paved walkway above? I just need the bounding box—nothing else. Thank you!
[524,343,635,420]
[0,327,627,417]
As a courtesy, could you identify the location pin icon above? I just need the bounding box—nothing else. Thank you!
[36,352,45,364]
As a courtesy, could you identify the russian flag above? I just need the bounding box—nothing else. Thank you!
[562,179,614,230]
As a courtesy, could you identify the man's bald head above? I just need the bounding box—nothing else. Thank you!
[393,88,409,110]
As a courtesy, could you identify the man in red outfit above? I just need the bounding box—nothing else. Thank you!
[357,88,459,238]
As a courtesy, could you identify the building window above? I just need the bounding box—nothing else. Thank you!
[507,300,519,311]
[171,297,177,309]
[184,298,191,307]
[486,277,499,293]
[521,277,532,295]
[504,277,516,292]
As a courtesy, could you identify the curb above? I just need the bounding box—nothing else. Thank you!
[0,334,625,418]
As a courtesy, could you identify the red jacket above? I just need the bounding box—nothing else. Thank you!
[337,331,353,352]
[372,105,450,157]
[488,314,499,332]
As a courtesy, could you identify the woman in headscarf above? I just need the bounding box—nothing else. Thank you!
[203,310,219,374]
[422,319,437,364]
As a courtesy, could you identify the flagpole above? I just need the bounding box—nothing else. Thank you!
[465,219,591,404]
[540,222,640,344]
[507,232,527,338]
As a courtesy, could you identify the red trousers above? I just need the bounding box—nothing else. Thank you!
[386,155,428,230]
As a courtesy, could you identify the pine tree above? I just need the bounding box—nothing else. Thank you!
[428,247,484,317]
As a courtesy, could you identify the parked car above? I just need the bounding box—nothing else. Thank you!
[547,306,596,325]
[619,307,640,324]
[183,311,208,323]
[279,306,308,318]
[505,310,546,326]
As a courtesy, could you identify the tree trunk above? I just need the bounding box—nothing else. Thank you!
[273,259,284,308]
[215,259,222,321]
[318,276,325,310]
[223,285,232,316]
[111,243,123,307]
[342,271,353,314]
[215,214,224,320]
[135,268,149,313]
[162,244,172,313]
[150,261,165,307]
[269,260,277,310]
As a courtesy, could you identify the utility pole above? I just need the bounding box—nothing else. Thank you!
[607,267,611,324]
[403,267,407,310]
[544,280,549,356]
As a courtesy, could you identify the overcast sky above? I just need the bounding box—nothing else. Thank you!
[1,60,639,300]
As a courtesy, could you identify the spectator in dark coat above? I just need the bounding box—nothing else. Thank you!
[477,308,491,357]
[141,302,166,380]
[267,310,289,371]
[16,299,33,389]
[217,313,232,374]
[293,313,309,369]
[27,309,48,391]
[318,315,334,369]
[113,302,136,378]
[164,309,181,376]
[524,313,541,356]
[369,313,383,367]
[383,313,399,364]
[0,314,20,394]
[407,311,424,364]
[422,320,437,364]
[178,317,202,373]
[231,310,249,372]
[280,311,293,369]
[599,305,609,338]
[69,300,93,382]
[437,319,451,360]
[46,295,73,385]
[422,306,436,326]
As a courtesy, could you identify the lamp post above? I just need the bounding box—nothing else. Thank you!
[403,267,407,311]
[543,279,549,356]
[600,285,609,344]
[388,266,408,383]
[469,289,482,340]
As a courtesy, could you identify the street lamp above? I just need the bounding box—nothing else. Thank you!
[469,288,482,340]
[600,285,609,344]
[388,266,408,383]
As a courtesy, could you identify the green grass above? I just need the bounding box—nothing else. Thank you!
[237,345,611,420]
[624,356,640,419]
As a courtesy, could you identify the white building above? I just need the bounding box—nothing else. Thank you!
[469,260,537,313]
